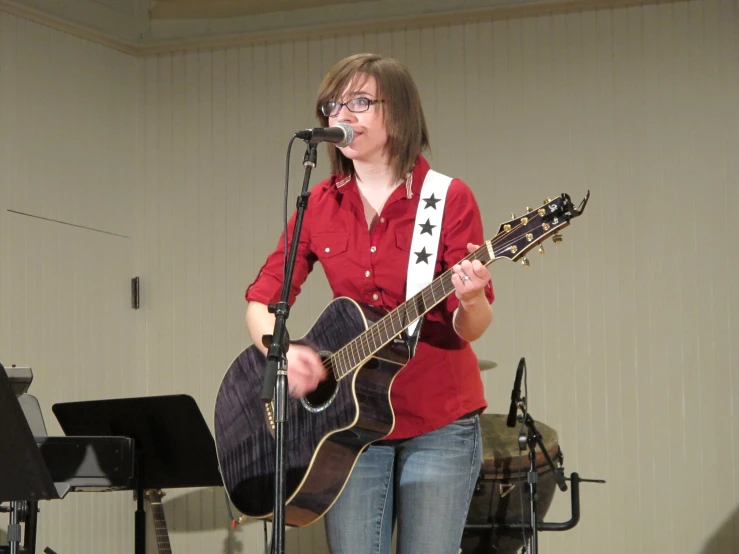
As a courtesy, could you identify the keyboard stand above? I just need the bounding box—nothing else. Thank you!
[0,363,60,554]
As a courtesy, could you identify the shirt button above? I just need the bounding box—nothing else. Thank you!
[325,247,330,253]
[370,246,376,253]
[365,270,371,277]
[372,293,379,301]
[380,217,385,223]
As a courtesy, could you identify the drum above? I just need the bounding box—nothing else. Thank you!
[461,414,563,554]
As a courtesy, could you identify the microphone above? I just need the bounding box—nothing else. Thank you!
[295,122,354,147]
[506,357,525,428]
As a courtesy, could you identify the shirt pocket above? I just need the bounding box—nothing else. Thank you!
[312,233,350,276]
[394,232,411,253]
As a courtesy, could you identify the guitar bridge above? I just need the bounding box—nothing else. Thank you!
[264,402,276,433]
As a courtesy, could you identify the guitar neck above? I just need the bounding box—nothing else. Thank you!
[149,501,172,554]
[326,191,588,380]
[330,242,496,379]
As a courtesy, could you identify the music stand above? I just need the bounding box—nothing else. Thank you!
[52,395,223,554]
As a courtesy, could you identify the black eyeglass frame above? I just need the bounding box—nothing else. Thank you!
[320,98,385,117]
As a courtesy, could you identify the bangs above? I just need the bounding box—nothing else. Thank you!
[323,72,375,104]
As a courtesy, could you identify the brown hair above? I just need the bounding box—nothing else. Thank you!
[315,53,430,181]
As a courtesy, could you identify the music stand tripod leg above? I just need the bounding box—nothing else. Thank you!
[135,450,146,554]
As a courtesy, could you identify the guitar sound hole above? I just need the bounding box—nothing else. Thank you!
[301,355,339,411]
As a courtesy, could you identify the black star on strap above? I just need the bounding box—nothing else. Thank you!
[423,193,441,210]
[419,218,436,236]
[414,247,432,264]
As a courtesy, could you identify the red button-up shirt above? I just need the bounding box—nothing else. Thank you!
[246,155,494,439]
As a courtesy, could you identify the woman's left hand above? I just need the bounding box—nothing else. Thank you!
[451,243,491,304]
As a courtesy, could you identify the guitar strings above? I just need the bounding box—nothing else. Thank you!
[327,212,548,379]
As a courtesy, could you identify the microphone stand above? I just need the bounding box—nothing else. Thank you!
[515,403,569,554]
[260,139,318,554]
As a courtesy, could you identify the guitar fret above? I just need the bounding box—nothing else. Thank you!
[339,348,350,378]
[405,300,415,322]
[378,316,390,344]
[357,336,368,362]
[349,343,358,370]
[357,337,367,363]
[388,313,400,338]
[344,346,352,375]
[371,325,382,351]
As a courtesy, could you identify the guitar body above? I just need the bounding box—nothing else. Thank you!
[214,297,409,527]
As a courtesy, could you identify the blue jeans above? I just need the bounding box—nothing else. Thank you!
[324,414,482,554]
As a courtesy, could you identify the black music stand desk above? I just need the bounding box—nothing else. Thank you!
[52,394,223,554]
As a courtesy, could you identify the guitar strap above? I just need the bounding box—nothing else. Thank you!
[404,169,453,356]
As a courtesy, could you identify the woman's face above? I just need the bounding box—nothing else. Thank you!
[327,74,388,166]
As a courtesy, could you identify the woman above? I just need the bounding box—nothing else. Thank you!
[244,53,494,554]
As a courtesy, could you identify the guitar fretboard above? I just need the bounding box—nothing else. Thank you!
[150,502,172,554]
[328,243,494,379]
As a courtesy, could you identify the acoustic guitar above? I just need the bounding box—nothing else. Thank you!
[214,192,589,527]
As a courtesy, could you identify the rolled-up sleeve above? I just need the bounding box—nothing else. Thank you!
[245,210,317,306]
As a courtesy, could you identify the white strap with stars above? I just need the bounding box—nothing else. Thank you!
[405,169,452,339]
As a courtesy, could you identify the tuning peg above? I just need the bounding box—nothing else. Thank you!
[510,212,515,219]
[552,234,563,245]
[544,197,552,204]
[521,257,530,268]
[539,244,545,255]
[526,206,531,212]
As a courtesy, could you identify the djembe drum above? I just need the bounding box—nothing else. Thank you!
[461,414,563,554]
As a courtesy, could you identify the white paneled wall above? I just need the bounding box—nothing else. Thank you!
[0,11,143,554]
[140,1,738,553]
[1,0,738,553]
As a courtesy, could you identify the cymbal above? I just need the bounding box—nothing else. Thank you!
[478,359,498,371]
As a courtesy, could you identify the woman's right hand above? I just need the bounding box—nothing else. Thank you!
[284,343,327,398]
[246,301,326,398]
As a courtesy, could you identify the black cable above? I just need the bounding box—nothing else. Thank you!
[283,135,300,276]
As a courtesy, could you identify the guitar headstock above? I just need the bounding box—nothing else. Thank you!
[145,488,166,504]
[490,192,590,265]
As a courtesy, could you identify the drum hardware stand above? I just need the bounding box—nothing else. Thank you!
[464,471,605,532]
[516,409,567,554]
[499,356,605,554]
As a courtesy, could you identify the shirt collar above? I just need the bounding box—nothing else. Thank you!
[333,155,429,200]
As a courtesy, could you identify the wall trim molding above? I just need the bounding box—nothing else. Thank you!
[0,0,677,57]
[0,0,137,53]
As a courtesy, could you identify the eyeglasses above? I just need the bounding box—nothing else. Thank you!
[321,97,385,117]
